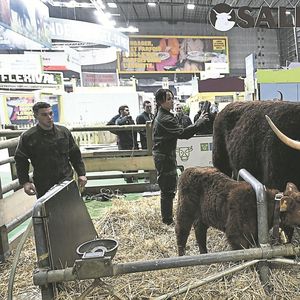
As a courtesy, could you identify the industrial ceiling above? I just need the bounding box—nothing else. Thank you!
[47,0,299,26]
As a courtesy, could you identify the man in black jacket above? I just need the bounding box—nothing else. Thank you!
[153,89,208,225]
[14,102,87,198]
[115,105,138,150]
[136,100,154,149]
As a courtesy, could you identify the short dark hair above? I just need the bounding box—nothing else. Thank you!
[118,105,129,113]
[143,100,151,108]
[32,102,51,114]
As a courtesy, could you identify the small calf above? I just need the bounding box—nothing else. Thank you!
[176,167,300,256]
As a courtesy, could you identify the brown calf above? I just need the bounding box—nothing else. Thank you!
[176,167,300,256]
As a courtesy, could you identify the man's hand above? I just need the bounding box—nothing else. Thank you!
[78,176,87,188]
[195,111,209,127]
[23,182,36,196]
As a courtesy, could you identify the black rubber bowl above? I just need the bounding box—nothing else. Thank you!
[76,238,118,259]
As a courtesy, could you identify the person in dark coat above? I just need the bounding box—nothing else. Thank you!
[14,102,87,198]
[193,101,216,134]
[175,103,192,128]
[152,88,209,225]
[115,105,138,150]
[136,100,154,149]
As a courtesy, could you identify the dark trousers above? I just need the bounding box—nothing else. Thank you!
[153,152,177,224]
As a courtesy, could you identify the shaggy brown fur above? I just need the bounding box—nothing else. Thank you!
[213,101,300,190]
[176,167,300,256]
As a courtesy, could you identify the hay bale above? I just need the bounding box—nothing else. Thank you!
[1,196,300,299]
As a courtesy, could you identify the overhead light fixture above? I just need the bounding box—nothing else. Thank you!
[187,3,195,9]
[107,2,117,8]
[117,26,139,33]
[65,0,77,8]
[148,2,156,7]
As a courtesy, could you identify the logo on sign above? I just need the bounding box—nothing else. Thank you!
[209,4,236,32]
[210,4,299,31]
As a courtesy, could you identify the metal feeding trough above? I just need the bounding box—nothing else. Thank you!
[77,238,118,259]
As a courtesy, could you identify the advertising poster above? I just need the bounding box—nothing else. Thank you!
[82,72,118,87]
[5,94,35,125]
[118,35,229,74]
[0,0,51,48]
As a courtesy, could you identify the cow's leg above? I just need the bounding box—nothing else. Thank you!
[193,218,208,254]
[175,218,194,256]
[175,195,197,256]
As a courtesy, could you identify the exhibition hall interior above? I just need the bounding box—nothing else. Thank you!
[1,0,300,299]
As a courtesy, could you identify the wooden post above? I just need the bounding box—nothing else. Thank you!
[0,225,9,262]
[146,121,153,156]
[145,121,157,184]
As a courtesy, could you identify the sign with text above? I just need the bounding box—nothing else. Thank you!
[0,72,63,90]
[49,18,129,52]
[82,72,118,87]
[39,49,81,73]
[117,35,229,74]
[209,4,300,31]
[0,54,42,74]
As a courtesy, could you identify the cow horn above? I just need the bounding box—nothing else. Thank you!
[265,115,300,150]
[212,9,219,15]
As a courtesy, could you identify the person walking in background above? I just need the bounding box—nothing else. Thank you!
[152,88,209,225]
[136,100,154,149]
[115,105,138,150]
[175,103,192,128]
[14,102,87,198]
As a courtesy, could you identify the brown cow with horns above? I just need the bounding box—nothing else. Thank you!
[175,167,300,256]
[212,101,300,191]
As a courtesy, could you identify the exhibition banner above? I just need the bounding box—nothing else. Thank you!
[0,0,51,48]
[117,35,229,74]
[49,18,129,53]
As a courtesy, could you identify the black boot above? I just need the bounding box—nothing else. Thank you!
[161,196,174,225]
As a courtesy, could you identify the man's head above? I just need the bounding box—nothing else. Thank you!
[32,102,53,130]
[143,100,152,114]
[119,105,130,117]
[175,103,183,114]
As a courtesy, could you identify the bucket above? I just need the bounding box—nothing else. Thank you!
[76,238,118,259]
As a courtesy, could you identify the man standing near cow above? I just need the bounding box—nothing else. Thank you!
[14,102,87,198]
[152,88,209,225]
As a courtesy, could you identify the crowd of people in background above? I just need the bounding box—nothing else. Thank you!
[105,93,220,224]
[107,98,219,150]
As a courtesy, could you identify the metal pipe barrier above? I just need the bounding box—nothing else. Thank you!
[33,243,300,286]
[237,169,270,290]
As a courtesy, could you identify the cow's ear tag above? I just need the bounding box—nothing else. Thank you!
[280,199,288,212]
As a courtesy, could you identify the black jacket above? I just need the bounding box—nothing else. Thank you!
[14,124,85,196]
[176,113,192,128]
[115,115,138,150]
[136,111,154,149]
[152,107,199,155]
